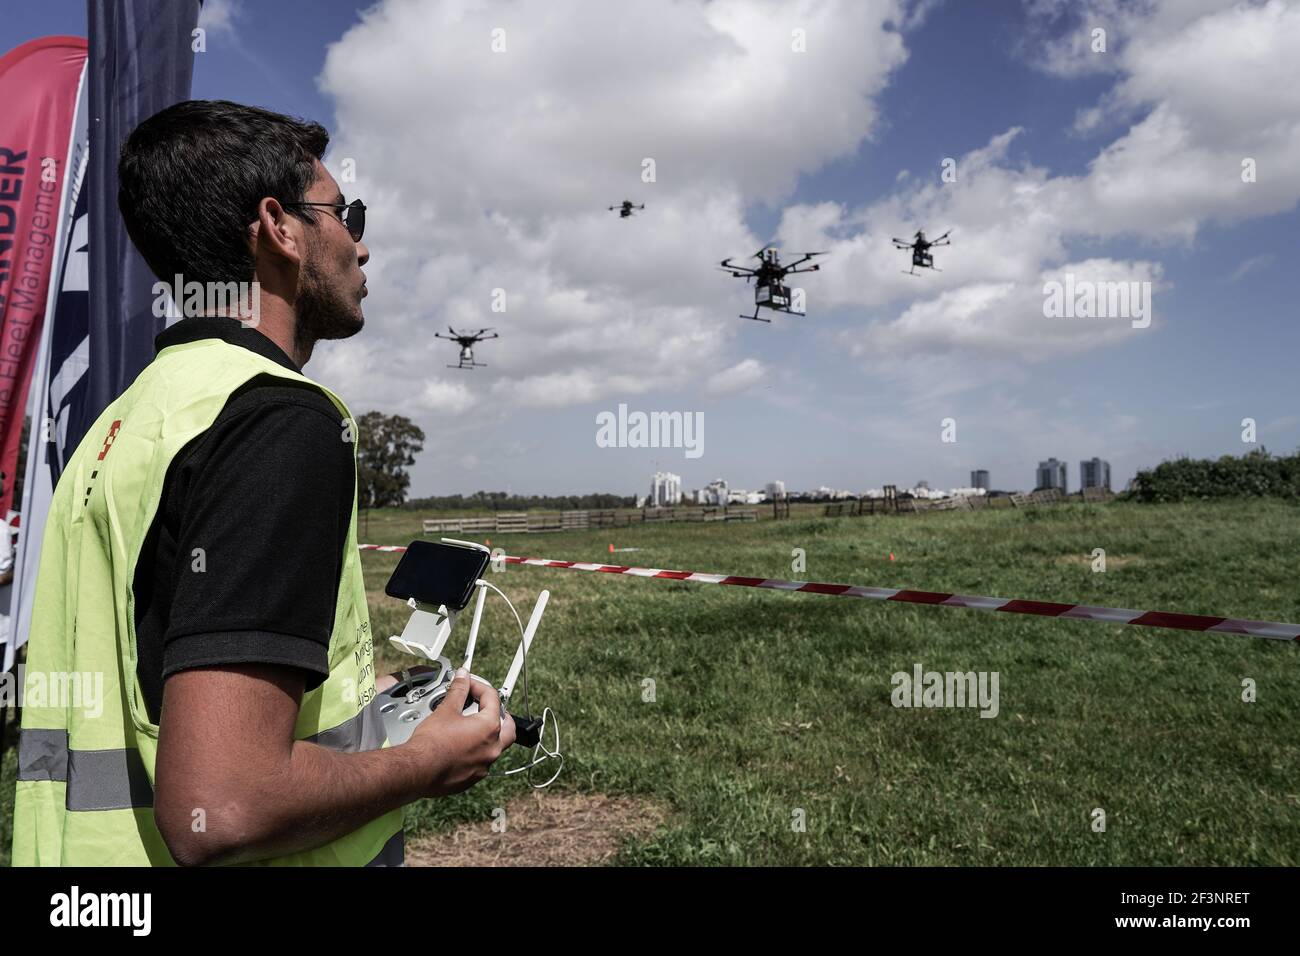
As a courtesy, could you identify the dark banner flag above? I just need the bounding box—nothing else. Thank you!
[81,0,202,454]
[0,37,87,517]
[4,1,200,669]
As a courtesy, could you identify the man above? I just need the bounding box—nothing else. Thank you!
[12,100,514,867]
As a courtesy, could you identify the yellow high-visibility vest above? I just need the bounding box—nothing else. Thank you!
[12,336,403,865]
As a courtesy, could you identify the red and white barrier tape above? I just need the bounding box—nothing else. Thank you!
[357,544,1300,641]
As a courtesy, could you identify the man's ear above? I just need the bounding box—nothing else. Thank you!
[249,197,304,268]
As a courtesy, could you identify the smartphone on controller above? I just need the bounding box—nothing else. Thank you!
[384,540,490,611]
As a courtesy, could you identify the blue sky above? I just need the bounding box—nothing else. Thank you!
[5,0,1298,498]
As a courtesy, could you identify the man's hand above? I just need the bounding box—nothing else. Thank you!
[404,668,517,797]
[153,662,516,866]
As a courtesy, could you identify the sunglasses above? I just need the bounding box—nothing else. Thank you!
[283,199,366,242]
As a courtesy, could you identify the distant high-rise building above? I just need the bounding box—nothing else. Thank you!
[1080,458,1111,491]
[1036,458,1067,492]
[916,479,930,491]
[971,470,989,490]
[702,478,729,505]
[649,471,682,507]
[765,480,786,499]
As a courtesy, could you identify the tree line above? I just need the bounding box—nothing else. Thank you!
[355,410,632,510]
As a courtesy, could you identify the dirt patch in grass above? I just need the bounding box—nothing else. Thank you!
[405,792,669,867]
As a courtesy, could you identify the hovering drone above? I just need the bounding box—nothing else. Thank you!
[892,228,952,275]
[608,200,645,218]
[719,247,826,322]
[435,327,498,369]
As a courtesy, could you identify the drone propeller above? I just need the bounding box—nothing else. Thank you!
[933,229,952,244]
[780,251,827,271]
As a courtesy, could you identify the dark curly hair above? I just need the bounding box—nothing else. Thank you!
[118,99,329,285]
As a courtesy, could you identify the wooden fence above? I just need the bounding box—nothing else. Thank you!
[422,506,757,536]
[820,486,1108,519]
[421,488,1113,536]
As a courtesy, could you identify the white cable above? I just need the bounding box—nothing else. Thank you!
[478,578,524,636]
[494,707,563,789]
[473,579,562,788]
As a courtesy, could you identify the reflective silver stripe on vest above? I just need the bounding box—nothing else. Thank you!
[67,747,155,810]
[305,698,389,753]
[18,700,388,811]
[17,728,70,782]
[365,829,405,867]
[18,729,155,810]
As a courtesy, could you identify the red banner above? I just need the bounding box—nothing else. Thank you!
[0,36,87,515]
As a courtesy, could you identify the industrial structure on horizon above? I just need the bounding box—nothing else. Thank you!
[1080,458,1112,491]
[648,471,682,507]
[646,458,1111,507]
[1036,458,1068,493]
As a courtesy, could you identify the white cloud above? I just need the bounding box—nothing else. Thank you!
[853,258,1164,361]
[1022,0,1232,79]
[771,1,1300,391]
[197,0,240,37]
[1033,1,1300,239]
[705,357,768,396]
[299,0,1300,498]
[414,379,476,415]
[313,0,915,425]
[1230,253,1275,282]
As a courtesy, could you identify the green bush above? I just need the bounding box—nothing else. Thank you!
[1129,447,1300,503]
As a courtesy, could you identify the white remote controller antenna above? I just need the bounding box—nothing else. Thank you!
[460,579,490,672]
[501,590,548,702]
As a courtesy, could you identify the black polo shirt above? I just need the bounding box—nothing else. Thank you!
[131,317,355,724]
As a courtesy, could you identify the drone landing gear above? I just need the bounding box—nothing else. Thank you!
[741,305,806,322]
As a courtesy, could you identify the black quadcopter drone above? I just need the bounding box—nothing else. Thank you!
[608,200,645,218]
[435,327,499,369]
[719,247,826,322]
[892,228,952,275]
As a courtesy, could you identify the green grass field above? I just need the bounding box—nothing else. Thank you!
[4,499,1298,865]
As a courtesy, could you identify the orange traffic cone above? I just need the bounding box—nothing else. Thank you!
[609,543,615,553]
[889,552,895,561]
